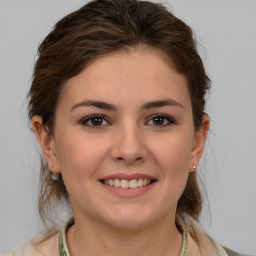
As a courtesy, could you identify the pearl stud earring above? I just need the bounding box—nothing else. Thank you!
[51,172,60,181]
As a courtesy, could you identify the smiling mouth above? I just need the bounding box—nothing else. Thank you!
[100,179,157,189]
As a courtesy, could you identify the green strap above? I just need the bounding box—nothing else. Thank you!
[59,230,68,256]
[59,218,73,256]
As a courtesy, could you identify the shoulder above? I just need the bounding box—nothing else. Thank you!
[4,233,59,256]
[180,214,255,256]
[1,250,15,256]
[2,251,16,256]
[223,246,255,256]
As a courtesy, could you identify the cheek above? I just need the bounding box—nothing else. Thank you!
[55,132,110,179]
[151,133,192,169]
[149,131,193,190]
[147,133,193,212]
[55,133,112,202]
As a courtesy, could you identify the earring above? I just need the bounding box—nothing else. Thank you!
[51,171,60,181]
[192,163,196,171]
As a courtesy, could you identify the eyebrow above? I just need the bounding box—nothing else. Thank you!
[140,99,184,110]
[70,98,184,112]
[70,100,117,112]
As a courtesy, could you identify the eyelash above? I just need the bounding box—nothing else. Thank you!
[80,114,110,129]
[80,114,176,129]
[146,114,176,127]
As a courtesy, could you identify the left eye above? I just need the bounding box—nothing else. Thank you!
[146,115,175,126]
[80,115,109,128]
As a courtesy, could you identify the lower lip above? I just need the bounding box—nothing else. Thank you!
[101,182,156,198]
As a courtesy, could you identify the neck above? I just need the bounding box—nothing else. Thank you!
[66,214,183,256]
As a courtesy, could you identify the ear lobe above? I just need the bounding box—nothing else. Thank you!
[190,114,210,172]
[32,115,60,174]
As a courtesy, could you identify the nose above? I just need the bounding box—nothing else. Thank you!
[110,123,148,165]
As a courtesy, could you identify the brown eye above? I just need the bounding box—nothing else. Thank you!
[91,117,103,126]
[146,114,175,127]
[80,115,109,128]
[152,116,165,125]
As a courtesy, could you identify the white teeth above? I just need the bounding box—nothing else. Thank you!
[129,179,138,189]
[114,179,120,187]
[137,179,143,187]
[102,178,152,188]
[120,179,129,188]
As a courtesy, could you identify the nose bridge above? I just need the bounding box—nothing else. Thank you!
[111,119,147,164]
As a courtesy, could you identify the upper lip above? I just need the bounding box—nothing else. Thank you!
[99,173,157,181]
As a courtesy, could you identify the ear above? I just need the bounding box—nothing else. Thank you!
[32,115,61,174]
[190,114,210,172]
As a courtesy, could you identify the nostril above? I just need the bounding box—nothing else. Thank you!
[111,145,148,164]
[117,156,144,165]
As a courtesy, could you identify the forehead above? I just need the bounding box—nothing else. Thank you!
[59,48,191,111]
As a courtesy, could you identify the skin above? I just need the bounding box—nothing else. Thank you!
[33,48,209,256]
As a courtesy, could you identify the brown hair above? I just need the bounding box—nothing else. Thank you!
[28,0,210,239]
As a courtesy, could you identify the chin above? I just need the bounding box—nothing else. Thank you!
[108,219,150,231]
[102,207,157,231]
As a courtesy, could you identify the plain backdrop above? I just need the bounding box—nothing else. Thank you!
[0,0,255,254]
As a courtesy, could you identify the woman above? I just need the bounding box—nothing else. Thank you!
[4,0,253,255]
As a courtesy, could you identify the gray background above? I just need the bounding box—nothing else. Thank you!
[0,0,255,254]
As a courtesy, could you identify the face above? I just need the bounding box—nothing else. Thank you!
[33,48,208,230]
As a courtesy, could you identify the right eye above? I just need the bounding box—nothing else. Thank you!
[80,115,110,129]
[145,114,176,127]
